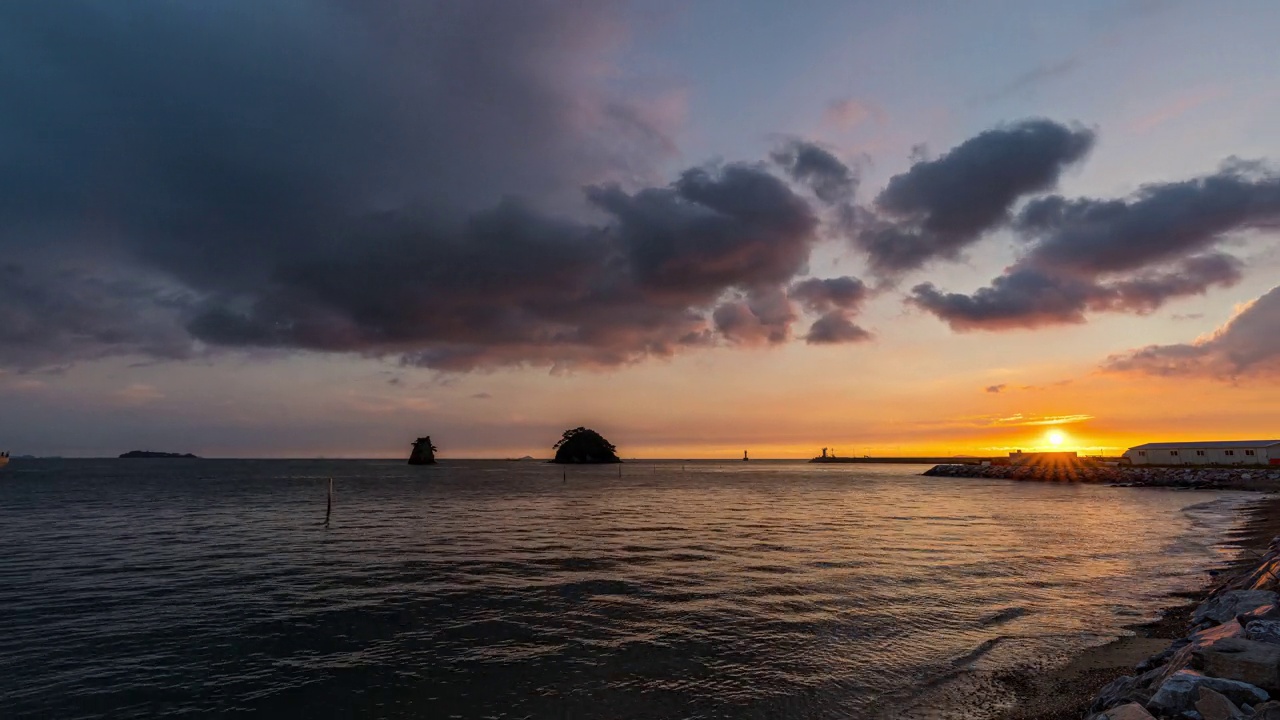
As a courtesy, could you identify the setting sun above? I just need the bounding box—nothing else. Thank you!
[1047,430,1066,447]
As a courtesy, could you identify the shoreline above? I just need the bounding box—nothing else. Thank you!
[994,489,1280,719]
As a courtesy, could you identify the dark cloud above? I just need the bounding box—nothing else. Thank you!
[0,2,859,372]
[911,254,1242,331]
[712,287,797,346]
[785,276,873,344]
[1104,285,1280,378]
[0,264,195,370]
[1098,253,1244,313]
[1016,160,1280,275]
[471,392,493,400]
[911,270,1095,330]
[94,160,822,370]
[857,119,1095,276]
[804,311,871,345]
[908,157,1280,331]
[985,384,1006,393]
[771,140,858,204]
[788,276,870,313]
[587,163,818,295]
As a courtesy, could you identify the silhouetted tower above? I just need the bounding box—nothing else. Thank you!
[409,436,438,465]
[743,450,749,462]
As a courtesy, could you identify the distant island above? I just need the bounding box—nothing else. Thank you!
[118,451,200,459]
[551,427,621,464]
[408,436,437,465]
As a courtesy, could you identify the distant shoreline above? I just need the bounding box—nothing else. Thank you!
[118,451,200,459]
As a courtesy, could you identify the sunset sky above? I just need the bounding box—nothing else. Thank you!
[2,1,1279,458]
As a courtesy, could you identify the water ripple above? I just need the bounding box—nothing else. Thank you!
[0,459,1253,719]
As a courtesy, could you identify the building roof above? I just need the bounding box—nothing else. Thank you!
[1128,440,1280,451]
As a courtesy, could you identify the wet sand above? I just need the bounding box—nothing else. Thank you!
[995,491,1280,720]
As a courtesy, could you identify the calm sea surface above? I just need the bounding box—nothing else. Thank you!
[0,460,1254,719]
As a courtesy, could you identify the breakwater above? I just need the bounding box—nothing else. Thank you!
[925,463,1280,491]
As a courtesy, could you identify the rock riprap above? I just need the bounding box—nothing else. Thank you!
[1083,541,1280,719]
[926,463,1280,490]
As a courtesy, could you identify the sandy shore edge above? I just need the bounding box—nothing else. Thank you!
[993,491,1280,720]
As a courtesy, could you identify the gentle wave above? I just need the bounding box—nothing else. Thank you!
[0,460,1253,719]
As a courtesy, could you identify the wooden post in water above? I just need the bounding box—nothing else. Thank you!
[325,478,332,526]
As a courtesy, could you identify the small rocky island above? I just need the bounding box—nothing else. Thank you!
[408,436,437,465]
[551,427,621,464]
[119,451,199,459]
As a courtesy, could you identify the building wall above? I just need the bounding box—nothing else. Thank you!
[1126,445,1278,465]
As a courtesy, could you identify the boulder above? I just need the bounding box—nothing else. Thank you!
[1237,604,1280,626]
[1248,620,1280,645]
[1194,591,1279,628]
[1157,622,1244,686]
[1148,670,1269,715]
[1194,687,1245,720]
[1094,675,1146,713]
[1253,700,1280,719]
[1195,638,1280,693]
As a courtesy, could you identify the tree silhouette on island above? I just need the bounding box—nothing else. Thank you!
[408,436,437,465]
[551,427,621,464]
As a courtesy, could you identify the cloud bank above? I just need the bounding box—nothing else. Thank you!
[857,119,1095,277]
[1104,285,1280,378]
[1,2,1275,376]
[0,2,875,372]
[906,159,1279,331]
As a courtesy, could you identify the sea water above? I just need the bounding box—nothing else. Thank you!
[0,460,1253,718]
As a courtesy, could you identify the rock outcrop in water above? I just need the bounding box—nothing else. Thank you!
[408,437,437,465]
[551,427,620,464]
[118,451,199,459]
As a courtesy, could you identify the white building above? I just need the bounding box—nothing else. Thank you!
[1124,440,1280,466]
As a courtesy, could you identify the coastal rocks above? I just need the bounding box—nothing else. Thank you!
[1147,670,1269,715]
[1252,700,1280,719]
[1192,591,1278,628]
[1093,667,1168,712]
[923,464,1275,491]
[1155,620,1245,687]
[1225,541,1280,592]
[1247,620,1280,645]
[1072,535,1280,720]
[1194,638,1280,693]
[1194,687,1245,720]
